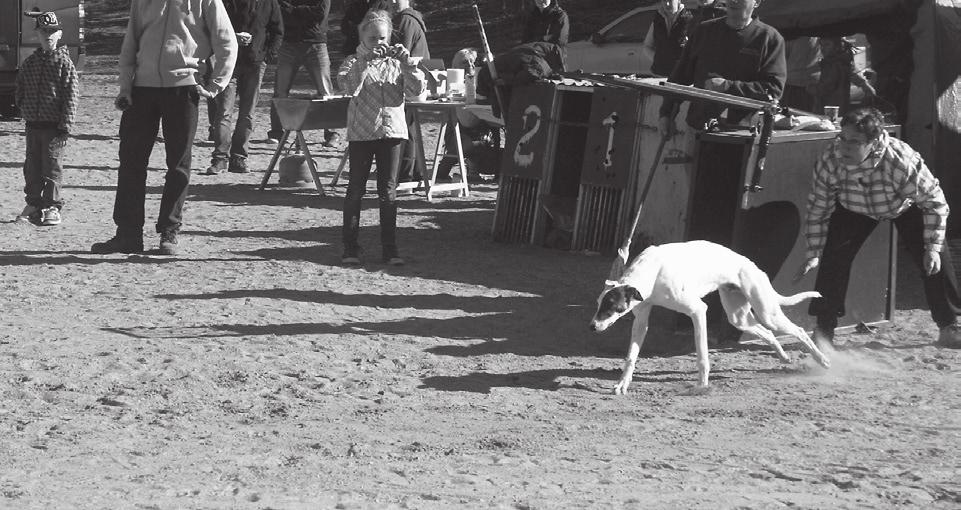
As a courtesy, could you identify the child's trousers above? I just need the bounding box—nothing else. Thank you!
[343,138,402,253]
[23,124,65,209]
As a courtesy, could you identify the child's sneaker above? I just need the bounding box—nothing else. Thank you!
[15,205,41,223]
[40,207,61,226]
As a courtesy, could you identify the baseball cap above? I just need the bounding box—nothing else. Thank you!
[24,10,62,31]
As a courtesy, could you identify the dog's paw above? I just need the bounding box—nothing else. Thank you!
[612,381,630,395]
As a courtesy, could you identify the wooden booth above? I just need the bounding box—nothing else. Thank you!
[492,78,676,252]
[493,75,896,331]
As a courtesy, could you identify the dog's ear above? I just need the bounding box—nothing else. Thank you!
[628,286,644,302]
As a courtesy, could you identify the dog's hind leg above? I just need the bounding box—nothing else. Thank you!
[719,288,791,363]
[766,315,832,369]
[614,305,652,395]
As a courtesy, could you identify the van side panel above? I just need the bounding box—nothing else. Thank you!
[0,0,21,99]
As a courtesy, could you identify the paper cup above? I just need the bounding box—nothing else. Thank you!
[823,105,840,122]
[446,68,465,96]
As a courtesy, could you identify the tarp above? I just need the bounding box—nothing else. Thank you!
[758,0,909,31]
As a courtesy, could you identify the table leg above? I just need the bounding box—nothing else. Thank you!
[451,118,470,198]
[260,129,292,190]
[331,146,350,187]
[426,119,448,201]
[397,107,430,194]
[296,131,326,197]
[427,109,471,200]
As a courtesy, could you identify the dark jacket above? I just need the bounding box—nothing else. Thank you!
[660,17,786,128]
[394,8,430,59]
[340,0,368,55]
[521,3,569,47]
[650,10,693,77]
[279,0,330,43]
[476,42,567,118]
[224,0,284,64]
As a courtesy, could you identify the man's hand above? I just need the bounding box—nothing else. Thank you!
[236,31,252,46]
[114,93,132,111]
[196,84,219,100]
[657,116,675,139]
[923,249,941,276]
[794,257,819,283]
[704,77,728,92]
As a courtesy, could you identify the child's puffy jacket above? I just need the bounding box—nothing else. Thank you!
[337,53,425,141]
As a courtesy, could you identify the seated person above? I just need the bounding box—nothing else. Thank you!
[475,41,566,119]
[435,48,503,182]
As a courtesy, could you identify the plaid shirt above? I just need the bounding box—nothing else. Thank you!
[805,131,949,259]
[14,46,80,133]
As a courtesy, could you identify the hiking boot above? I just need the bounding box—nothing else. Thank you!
[341,250,361,266]
[266,131,282,145]
[15,205,41,223]
[936,323,961,348]
[204,159,227,175]
[228,157,249,174]
[158,231,180,256]
[91,235,144,254]
[322,131,343,148]
[813,326,836,348]
[40,207,61,226]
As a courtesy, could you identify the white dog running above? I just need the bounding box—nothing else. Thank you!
[589,240,831,393]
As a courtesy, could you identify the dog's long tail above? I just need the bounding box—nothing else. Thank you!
[778,291,822,306]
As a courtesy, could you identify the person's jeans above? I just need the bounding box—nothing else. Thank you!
[269,41,335,137]
[209,61,266,162]
[810,204,961,329]
[23,125,64,209]
[114,86,199,236]
[343,139,402,253]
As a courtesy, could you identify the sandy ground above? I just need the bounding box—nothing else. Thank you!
[1,68,960,509]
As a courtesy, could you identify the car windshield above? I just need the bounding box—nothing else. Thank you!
[602,11,655,43]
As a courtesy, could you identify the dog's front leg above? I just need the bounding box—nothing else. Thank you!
[689,302,711,387]
[614,305,651,395]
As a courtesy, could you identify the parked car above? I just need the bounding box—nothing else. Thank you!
[565,3,661,75]
[0,0,85,118]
